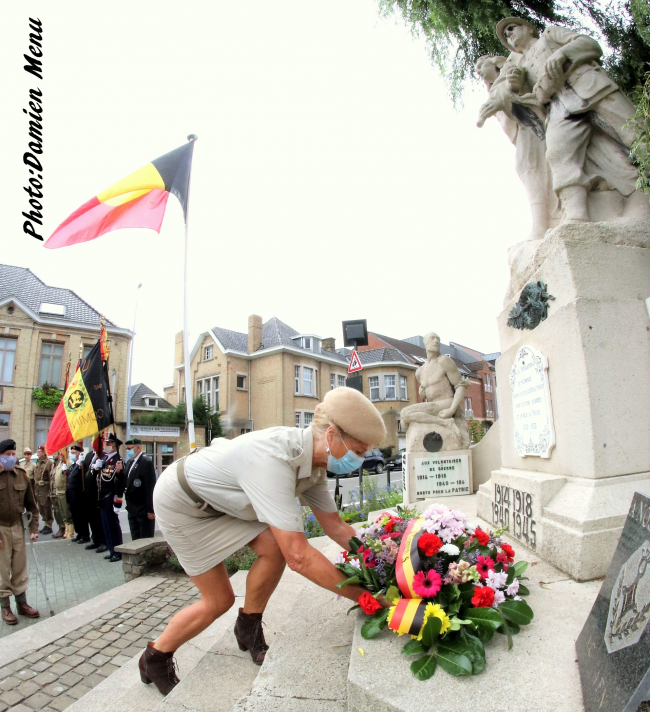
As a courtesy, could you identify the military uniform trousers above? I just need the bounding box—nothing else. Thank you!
[53,492,72,528]
[127,506,155,541]
[36,485,53,528]
[0,521,28,601]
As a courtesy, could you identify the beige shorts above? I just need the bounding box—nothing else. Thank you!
[153,461,268,577]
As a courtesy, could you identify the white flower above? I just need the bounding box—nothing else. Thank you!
[514,595,522,601]
[506,579,520,597]
[333,594,343,602]
[440,543,460,556]
[486,570,508,590]
[334,552,347,565]
[492,590,506,607]
[349,559,361,569]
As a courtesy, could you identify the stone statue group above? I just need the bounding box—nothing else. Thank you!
[475,17,649,238]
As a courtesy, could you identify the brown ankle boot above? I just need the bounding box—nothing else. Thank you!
[138,642,180,695]
[234,608,268,665]
[16,601,40,618]
[1,607,17,625]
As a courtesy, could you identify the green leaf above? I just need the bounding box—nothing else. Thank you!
[336,576,360,588]
[496,619,520,635]
[410,654,437,681]
[495,608,514,650]
[436,646,473,676]
[463,607,503,630]
[386,586,400,603]
[448,616,472,632]
[459,630,486,675]
[499,599,534,626]
[402,639,429,656]
[474,624,495,643]
[339,563,362,578]
[517,584,530,596]
[457,582,475,601]
[360,608,389,639]
[447,600,461,615]
[513,561,529,577]
[346,604,360,615]
[421,614,442,648]
[446,584,460,601]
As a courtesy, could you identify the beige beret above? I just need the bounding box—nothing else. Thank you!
[322,387,386,445]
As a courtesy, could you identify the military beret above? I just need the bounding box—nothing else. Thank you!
[322,387,386,445]
[70,444,84,453]
[125,438,142,445]
[0,439,16,454]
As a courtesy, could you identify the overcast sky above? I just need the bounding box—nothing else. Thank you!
[1,0,530,396]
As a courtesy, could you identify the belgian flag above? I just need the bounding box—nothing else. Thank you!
[45,338,113,454]
[44,140,194,249]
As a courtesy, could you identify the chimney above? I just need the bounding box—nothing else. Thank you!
[248,315,263,353]
[321,337,335,352]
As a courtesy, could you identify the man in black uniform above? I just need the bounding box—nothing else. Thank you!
[66,443,90,544]
[93,432,124,562]
[83,443,107,553]
[123,438,156,540]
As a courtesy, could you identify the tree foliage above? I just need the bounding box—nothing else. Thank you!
[377,0,650,104]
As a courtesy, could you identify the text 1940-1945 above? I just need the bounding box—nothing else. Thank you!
[492,483,537,549]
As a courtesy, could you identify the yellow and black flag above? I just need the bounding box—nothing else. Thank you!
[45,338,113,453]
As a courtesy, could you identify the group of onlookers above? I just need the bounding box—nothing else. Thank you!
[0,434,157,625]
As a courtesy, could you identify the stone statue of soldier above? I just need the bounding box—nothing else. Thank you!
[477,17,649,225]
[400,333,470,451]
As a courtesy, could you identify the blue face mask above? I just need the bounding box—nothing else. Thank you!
[326,433,364,475]
[70,454,77,463]
[0,456,17,470]
[125,449,135,460]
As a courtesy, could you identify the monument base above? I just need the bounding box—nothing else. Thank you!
[477,468,650,581]
[402,449,473,505]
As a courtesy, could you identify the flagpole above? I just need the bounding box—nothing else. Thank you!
[126,283,142,441]
[183,134,198,451]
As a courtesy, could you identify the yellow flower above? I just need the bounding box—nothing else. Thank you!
[416,603,450,640]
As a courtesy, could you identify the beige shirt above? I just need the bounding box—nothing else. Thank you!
[185,427,337,532]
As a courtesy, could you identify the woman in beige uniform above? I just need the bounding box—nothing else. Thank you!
[139,387,387,696]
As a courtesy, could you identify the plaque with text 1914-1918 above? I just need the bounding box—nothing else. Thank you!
[510,345,555,459]
[412,453,471,500]
[576,492,650,712]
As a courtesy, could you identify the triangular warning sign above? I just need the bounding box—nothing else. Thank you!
[348,350,362,373]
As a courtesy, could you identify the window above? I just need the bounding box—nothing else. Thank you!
[35,416,52,450]
[213,377,220,411]
[295,412,301,428]
[237,375,247,390]
[0,338,17,384]
[337,374,346,388]
[0,413,9,427]
[303,368,313,396]
[384,375,396,400]
[484,374,492,392]
[204,381,211,408]
[399,376,407,400]
[296,366,301,395]
[145,398,158,407]
[181,386,185,402]
[486,399,494,417]
[82,345,93,359]
[196,380,203,397]
[295,411,314,428]
[304,337,311,351]
[204,345,213,361]
[369,376,379,401]
[464,397,473,417]
[303,412,314,427]
[39,342,63,387]
[240,428,251,435]
[330,373,335,390]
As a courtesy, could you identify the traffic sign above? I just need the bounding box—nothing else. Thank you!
[348,350,362,373]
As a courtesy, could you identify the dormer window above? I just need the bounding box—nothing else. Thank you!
[145,397,158,407]
[292,335,321,352]
[303,337,311,350]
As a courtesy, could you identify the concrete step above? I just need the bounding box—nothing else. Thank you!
[65,570,250,712]
[233,536,354,712]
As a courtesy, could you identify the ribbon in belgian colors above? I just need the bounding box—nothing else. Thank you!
[45,331,113,454]
[388,517,429,636]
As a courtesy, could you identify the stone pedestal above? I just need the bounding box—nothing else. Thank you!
[403,449,473,505]
[477,222,650,581]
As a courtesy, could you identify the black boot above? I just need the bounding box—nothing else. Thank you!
[234,608,268,665]
[138,642,180,696]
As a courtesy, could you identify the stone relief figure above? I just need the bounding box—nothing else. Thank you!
[475,54,560,239]
[477,17,649,225]
[400,333,470,451]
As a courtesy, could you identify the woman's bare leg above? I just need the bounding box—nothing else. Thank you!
[243,528,287,614]
[154,563,234,653]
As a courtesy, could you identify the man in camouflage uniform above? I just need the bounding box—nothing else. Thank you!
[0,439,40,624]
[51,451,74,539]
[34,446,53,535]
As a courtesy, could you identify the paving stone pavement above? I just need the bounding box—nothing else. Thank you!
[0,577,199,711]
[0,540,130,639]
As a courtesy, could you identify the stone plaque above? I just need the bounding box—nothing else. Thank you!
[576,492,650,712]
[413,453,471,500]
[510,345,555,458]
[489,481,538,551]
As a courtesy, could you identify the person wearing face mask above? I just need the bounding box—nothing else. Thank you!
[66,444,90,544]
[50,451,73,540]
[94,432,125,562]
[123,438,156,540]
[33,446,54,535]
[139,387,388,697]
[0,439,40,625]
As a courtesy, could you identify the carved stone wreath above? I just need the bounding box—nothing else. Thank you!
[507,281,555,330]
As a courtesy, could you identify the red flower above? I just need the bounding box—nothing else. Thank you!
[380,533,401,540]
[359,592,381,615]
[471,585,495,608]
[496,552,509,572]
[417,533,443,557]
[500,543,515,562]
[362,548,376,568]
[384,516,402,533]
[412,570,442,598]
[476,554,495,580]
[475,528,490,546]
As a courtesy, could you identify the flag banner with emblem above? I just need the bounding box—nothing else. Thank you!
[45,339,113,453]
[44,141,194,249]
